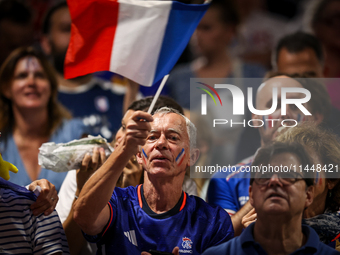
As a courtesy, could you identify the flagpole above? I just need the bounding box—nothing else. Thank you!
[138,74,169,153]
[147,74,170,114]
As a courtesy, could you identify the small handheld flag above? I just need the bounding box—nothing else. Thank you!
[65,0,209,87]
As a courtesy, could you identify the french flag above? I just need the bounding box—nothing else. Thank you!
[64,0,209,86]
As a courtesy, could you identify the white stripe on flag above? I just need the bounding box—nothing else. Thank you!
[110,0,171,86]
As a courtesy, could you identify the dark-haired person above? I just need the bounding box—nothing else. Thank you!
[0,0,33,67]
[203,142,339,255]
[310,0,340,79]
[40,1,125,140]
[57,96,198,255]
[308,0,340,110]
[272,31,324,77]
[235,31,327,163]
[271,30,340,127]
[0,47,88,192]
[165,0,266,110]
[271,31,340,138]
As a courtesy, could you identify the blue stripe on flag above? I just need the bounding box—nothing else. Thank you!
[153,1,209,85]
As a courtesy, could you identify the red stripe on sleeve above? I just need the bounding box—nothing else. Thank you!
[137,184,143,208]
[179,192,187,211]
[102,202,114,237]
[332,232,340,242]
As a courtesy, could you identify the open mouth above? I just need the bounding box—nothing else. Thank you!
[151,156,170,162]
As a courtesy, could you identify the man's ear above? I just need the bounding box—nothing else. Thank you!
[136,149,143,164]
[305,185,314,208]
[40,35,52,56]
[188,148,200,166]
[249,185,254,207]
[327,179,339,190]
[311,112,324,125]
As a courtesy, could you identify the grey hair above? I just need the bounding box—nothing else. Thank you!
[154,107,197,149]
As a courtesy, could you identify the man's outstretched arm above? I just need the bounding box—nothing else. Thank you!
[73,111,152,235]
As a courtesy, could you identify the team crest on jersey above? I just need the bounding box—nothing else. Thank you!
[182,237,192,249]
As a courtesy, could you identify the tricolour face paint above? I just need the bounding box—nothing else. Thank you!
[297,113,305,123]
[142,149,148,165]
[263,115,274,130]
[315,171,321,186]
[262,116,267,130]
[25,57,40,73]
[176,148,186,166]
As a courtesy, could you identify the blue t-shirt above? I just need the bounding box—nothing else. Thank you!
[207,157,253,215]
[0,119,88,192]
[84,185,234,255]
[202,223,340,255]
[58,79,124,140]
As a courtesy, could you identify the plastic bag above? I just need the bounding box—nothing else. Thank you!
[38,135,113,172]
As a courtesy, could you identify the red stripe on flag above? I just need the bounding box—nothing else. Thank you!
[65,0,119,79]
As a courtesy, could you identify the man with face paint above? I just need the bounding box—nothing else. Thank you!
[73,107,234,255]
[57,96,197,255]
[207,75,329,235]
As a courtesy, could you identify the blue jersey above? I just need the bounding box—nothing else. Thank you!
[58,79,124,140]
[207,156,253,215]
[202,223,340,255]
[84,185,234,254]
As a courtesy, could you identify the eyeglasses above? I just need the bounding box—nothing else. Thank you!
[254,172,304,186]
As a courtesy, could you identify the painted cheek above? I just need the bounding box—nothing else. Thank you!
[176,148,186,166]
[142,149,148,165]
[296,113,306,123]
[263,115,275,129]
[315,172,323,186]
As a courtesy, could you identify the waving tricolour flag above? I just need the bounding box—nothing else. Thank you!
[64,0,209,86]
